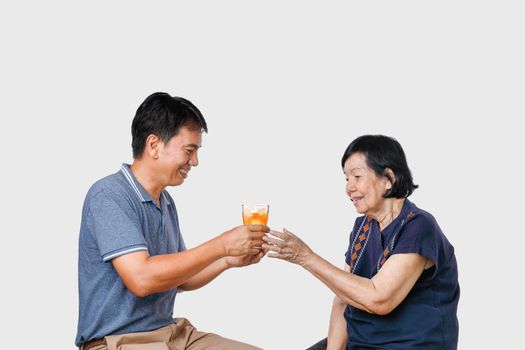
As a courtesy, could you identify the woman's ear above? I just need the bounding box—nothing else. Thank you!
[384,168,396,190]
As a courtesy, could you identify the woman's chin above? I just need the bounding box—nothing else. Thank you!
[353,204,367,215]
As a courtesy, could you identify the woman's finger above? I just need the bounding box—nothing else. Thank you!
[269,230,287,239]
[282,228,295,236]
[262,235,285,247]
[261,243,277,252]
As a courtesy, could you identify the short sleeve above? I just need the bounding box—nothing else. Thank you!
[392,212,440,273]
[178,235,187,252]
[87,190,148,262]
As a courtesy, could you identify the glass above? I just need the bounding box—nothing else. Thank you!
[242,204,269,225]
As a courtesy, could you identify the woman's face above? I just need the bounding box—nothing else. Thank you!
[343,152,392,215]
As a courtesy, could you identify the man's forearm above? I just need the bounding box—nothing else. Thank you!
[113,237,226,296]
[114,225,268,297]
[178,258,230,291]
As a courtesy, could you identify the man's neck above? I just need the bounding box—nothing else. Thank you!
[130,161,164,204]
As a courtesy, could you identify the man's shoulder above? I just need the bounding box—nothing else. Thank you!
[86,170,128,201]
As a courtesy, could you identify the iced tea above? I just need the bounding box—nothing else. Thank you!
[242,204,269,225]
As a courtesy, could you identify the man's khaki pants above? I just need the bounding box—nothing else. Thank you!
[82,318,263,350]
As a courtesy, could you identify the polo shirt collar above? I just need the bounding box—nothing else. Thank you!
[120,163,155,203]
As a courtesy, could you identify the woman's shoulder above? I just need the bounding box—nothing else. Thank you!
[404,200,439,229]
[400,201,452,251]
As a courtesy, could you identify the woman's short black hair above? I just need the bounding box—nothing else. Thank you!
[341,135,418,198]
[131,92,208,159]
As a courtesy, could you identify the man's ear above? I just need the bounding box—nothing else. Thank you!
[384,168,396,190]
[145,134,160,160]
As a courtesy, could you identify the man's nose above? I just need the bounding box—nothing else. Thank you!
[190,151,199,167]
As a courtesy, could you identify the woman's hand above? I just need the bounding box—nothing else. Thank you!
[262,228,313,266]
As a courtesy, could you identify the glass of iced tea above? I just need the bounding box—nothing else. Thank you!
[242,204,269,225]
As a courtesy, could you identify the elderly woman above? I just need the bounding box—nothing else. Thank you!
[262,135,459,350]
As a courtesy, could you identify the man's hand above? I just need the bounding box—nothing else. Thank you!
[224,249,267,268]
[218,225,269,256]
[178,240,269,292]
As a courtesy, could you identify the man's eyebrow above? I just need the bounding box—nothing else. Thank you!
[184,144,201,149]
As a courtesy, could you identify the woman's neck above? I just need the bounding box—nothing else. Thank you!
[370,198,405,231]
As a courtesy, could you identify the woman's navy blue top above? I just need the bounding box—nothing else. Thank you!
[344,200,459,349]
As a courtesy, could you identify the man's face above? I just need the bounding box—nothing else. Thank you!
[157,126,202,186]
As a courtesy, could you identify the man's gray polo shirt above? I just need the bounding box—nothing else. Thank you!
[75,164,186,347]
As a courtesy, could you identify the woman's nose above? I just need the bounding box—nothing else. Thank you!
[346,179,355,193]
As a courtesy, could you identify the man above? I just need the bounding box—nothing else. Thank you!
[76,92,268,350]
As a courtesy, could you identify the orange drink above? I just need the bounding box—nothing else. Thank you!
[242,204,269,225]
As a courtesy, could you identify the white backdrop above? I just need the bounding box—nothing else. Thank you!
[1,1,524,349]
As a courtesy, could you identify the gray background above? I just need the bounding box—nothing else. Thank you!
[1,1,523,349]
